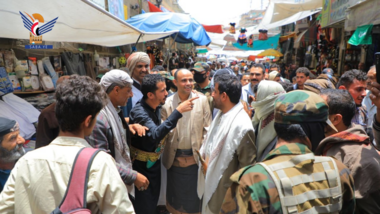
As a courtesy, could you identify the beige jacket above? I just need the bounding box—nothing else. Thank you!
[0,137,135,214]
[161,92,211,169]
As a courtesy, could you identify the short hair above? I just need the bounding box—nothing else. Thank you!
[240,72,250,80]
[174,68,189,80]
[152,65,165,72]
[270,64,280,71]
[274,123,308,142]
[55,75,107,132]
[336,69,367,89]
[296,67,310,77]
[279,81,294,92]
[142,74,165,100]
[172,52,176,57]
[214,74,242,104]
[251,63,266,74]
[320,89,356,127]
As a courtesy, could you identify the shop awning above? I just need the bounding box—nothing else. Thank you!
[348,24,373,46]
[345,0,380,32]
[252,0,321,33]
[257,49,283,57]
[0,0,177,47]
[126,13,211,46]
[267,0,322,24]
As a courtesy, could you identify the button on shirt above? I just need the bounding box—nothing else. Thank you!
[0,136,135,214]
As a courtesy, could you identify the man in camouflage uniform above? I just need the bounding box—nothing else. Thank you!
[192,62,213,113]
[221,90,356,214]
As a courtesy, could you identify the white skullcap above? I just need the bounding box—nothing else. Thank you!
[100,69,133,91]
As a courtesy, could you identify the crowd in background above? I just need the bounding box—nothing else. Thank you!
[0,51,379,214]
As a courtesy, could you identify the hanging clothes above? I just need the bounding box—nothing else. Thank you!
[61,52,87,76]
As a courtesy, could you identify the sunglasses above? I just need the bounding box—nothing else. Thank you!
[136,64,149,69]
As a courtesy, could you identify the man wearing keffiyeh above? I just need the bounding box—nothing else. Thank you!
[0,117,25,192]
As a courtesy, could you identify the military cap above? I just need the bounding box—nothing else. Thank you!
[190,62,210,73]
[157,71,174,80]
[274,90,337,132]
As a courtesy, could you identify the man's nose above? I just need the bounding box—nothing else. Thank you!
[17,136,25,145]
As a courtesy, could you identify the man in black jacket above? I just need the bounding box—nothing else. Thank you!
[129,74,198,214]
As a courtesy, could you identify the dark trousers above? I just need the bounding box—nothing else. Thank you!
[131,159,161,214]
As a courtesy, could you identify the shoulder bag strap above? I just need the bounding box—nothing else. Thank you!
[58,147,101,212]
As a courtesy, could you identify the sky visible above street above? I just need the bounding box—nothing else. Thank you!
[178,0,269,26]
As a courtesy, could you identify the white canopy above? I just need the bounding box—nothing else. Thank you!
[269,0,322,24]
[0,0,178,47]
[251,0,321,33]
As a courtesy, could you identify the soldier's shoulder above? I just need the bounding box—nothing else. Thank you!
[230,163,270,184]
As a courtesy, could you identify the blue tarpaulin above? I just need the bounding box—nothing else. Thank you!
[126,13,211,46]
[232,34,281,51]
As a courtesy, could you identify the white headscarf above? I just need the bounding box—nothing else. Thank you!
[251,80,285,160]
[268,70,279,81]
[127,52,151,77]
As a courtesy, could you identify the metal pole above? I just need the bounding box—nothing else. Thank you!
[167,32,179,71]
[132,33,142,53]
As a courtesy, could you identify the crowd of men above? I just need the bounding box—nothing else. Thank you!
[0,51,380,214]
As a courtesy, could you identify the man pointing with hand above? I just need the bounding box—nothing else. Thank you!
[129,74,198,214]
[161,69,211,214]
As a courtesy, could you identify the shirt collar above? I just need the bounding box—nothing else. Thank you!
[263,143,311,161]
[50,136,92,148]
[140,99,161,112]
[176,92,193,105]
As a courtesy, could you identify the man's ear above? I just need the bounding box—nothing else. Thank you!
[338,85,346,90]
[331,114,343,126]
[84,115,93,128]
[147,92,155,100]
[173,79,178,87]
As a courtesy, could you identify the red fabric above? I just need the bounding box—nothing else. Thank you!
[202,25,224,34]
[148,2,163,12]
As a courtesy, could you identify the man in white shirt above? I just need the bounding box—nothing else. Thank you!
[0,75,135,214]
[198,73,256,214]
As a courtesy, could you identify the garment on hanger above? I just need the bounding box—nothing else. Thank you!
[61,52,86,76]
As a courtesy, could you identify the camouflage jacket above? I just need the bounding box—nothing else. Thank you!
[220,143,356,214]
[194,82,213,113]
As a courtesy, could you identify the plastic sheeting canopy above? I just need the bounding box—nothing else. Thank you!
[126,12,211,46]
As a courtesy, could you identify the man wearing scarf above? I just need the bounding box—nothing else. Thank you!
[317,89,380,213]
[251,80,285,161]
[0,118,25,192]
[221,90,355,214]
[122,52,151,117]
[198,74,256,214]
[86,69,149,197]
